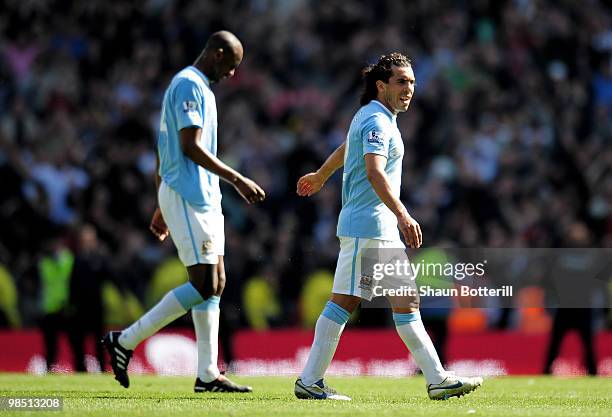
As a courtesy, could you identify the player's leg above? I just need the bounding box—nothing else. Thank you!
[295,237,363,400]
[103,182,209,387]
[388,295,482,400]
[295,293,358,401]
[192,256,252,392]
[103,266,209,387]
[388,295,446,384]
[114,268,209,351]
[299,292,360,385]
[192,260,222,384]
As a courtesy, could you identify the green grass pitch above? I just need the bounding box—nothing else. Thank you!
[0,373,610,417]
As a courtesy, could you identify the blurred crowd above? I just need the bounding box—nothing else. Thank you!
[1,0,612,328]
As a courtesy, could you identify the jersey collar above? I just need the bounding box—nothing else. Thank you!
[371,100,396,121]
[189,66,210,86]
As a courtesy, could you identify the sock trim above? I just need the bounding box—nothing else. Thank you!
[393,311,421,326]
[321,301,350,325]
[193,295,221,311]
[173,282,204,310]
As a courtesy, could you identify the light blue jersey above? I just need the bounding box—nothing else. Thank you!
[158,66,221,212]
[337,100,404,241]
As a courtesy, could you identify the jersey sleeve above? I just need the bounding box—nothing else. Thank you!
[173,79,204,130]
[361,115,390,158]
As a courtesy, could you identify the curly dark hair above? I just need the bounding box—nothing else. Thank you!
[360,52,412,106]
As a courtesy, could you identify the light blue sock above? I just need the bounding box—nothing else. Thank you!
[394,310,446,384]
[120,283,204,350]
[300,301,350,386]
[392,311,420,326]
[193,296,221,382]
[173,282,205,310]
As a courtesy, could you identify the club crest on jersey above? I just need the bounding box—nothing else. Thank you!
[367,129,384,144]
[183,101,197,113]
[359,273,374,290]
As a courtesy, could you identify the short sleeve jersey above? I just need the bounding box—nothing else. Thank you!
[337,100,404,241]
[157,66,221,213]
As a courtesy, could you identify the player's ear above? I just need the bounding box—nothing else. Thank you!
[214,48,224,62]
[376,79,386,94]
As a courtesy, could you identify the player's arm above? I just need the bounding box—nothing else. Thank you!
[364,154,422,248]
[297,142,345,197]
[150,152,169,241]
[180,127,265,204]
[365,154,422,248]
[361,116,422,248]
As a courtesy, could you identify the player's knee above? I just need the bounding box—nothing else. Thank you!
[390,295,420,311]
[192,280,215,300]
[330,294,361,313]
[188,266,216,299]
[409,294,420,310]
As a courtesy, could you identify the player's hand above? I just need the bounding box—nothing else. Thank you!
[398,212,422,248]
[150,207,169,242]
[297,172,325,196]
[234,175,266,204]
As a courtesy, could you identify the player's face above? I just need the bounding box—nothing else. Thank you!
[212,47,243,83]
[381,65,415,114]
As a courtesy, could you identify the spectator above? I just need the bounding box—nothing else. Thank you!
[37,237,73,372]
[67,224,110,372]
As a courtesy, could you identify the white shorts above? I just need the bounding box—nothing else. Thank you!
[158,181,224,266]
[332,236,415,301]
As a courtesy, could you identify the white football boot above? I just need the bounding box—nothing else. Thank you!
[294,378,351,401]
[427,373,483,400]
